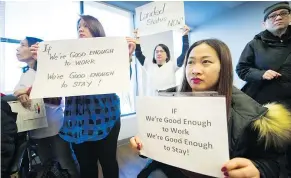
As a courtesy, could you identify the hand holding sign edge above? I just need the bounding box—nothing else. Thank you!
[130,136,143,151]
[222,158,260,178]
[30,42,40,60]
[126,37,136,58]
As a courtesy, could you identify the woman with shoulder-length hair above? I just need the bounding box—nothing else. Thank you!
[14,36,79,178]
[130,39,291,178]
[133,26,190,96]
[30,15,136,178]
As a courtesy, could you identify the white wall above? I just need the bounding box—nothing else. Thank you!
[189,1,291,89]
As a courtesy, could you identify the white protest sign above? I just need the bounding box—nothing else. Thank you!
[8,99,48,132]
[136,96,229,178]
[30,37,130,99]
[135,1,185,36]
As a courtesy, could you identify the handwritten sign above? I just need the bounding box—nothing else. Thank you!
[30,37,130,99]
[136,96,229,178]
[8,99,48,132]
[135,1,185,36]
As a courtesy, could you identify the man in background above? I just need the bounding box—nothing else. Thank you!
[236,1,291,176]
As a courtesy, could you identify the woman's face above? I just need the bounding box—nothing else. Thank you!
[186,43,221,92]
[155,46,168,64]
[16,39,33,62]
[78,19,93,38]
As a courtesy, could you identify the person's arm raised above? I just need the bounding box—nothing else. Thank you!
[177,25,190,68]
[133,29,146,66]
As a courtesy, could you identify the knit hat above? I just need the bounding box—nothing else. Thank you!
[264,1,291,21]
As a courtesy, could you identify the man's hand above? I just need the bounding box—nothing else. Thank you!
[262,70,281,80]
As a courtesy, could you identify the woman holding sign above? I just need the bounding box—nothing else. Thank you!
[14,37,79,177]
[133,25,190,96]
[130,39,291,178]
[30,15,135,178]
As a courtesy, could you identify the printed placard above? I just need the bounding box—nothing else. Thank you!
[136,96,229,177]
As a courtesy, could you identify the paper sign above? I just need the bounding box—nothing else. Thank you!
[30,37,130,99]
[135,1,185,36]
[8,99,48,132]
[136,96,229,178]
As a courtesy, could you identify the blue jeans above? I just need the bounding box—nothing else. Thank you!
[32,135,79,178]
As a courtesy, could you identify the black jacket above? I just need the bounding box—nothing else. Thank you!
[159,86,291,178]
[236,25,291,106]
[1,100,18,178]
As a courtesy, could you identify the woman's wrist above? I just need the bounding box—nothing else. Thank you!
[27,87,32,95]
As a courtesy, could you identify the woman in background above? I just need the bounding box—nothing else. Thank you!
[134,25,190,96]
[130,39,291,178]
[30,15,136,178]
[14,36,79,178]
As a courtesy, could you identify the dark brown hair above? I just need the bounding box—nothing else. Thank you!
[180,39,233,116]
[152,44,171,64]
[77,15,106,37]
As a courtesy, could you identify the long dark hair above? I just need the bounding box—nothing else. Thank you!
[179,39,233,116]
[77,15,106,37]
[152,44,171,64]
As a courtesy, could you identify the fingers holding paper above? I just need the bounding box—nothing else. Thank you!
[182,25,190,36]
[222,158,260,178]
[18,94,31,109]
[126,37,136,57]
[29,42,40,60]
[130,136,143,152]
[133,28,139,39]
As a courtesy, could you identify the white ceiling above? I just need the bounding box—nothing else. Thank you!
[102,1,246,28]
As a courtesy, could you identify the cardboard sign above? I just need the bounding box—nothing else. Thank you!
[135,1,185,36]
[30,37,130,98]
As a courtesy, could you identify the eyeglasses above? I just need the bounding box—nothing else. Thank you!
[155,50,165,54]
[267,11,290,20]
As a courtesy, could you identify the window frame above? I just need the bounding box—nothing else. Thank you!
[1,1,137,116]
